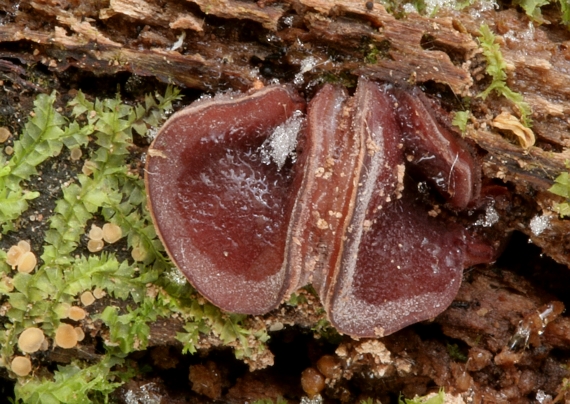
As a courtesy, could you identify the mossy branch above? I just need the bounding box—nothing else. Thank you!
[477,24,532,127]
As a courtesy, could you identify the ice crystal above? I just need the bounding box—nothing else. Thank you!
[535,390,552,404]
[165,267,188,286]
[259,110,305,170]
[504,21,535,42]
[300,395,323,404]
[403,3,418,13]
[423,0,456,15]
[294,56,318,85]
[474,204,499,227]
[529,214,550,236]
[123,382,161,404]
[170,31,186,51]
[283,15,294,27]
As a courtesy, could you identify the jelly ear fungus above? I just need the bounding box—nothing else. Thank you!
[145,78,499,337]
[145,86,306,314]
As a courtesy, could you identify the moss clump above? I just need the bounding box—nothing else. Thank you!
[549,164,570,217]
[0,86,272,402]
[477,24,532,127]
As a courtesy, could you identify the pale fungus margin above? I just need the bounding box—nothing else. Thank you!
[75,327,86,342]
[6,246,21,268]
[491,111,535,149]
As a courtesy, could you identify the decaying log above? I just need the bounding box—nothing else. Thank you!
[3,1,570,401]
[2,0,570,287]
[1,0,570,301]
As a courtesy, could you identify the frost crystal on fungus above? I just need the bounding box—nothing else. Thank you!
[146,79,507,337]
[529,214,550,236]
[260,110,305,170]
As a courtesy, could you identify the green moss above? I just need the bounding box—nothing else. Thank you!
[513,0,551,24]
[287,292,308,307]
[562,0,570,25]
[365,44,381,64]
[549,163,570,217]
[251,397,288,404]
[446,342,468,362]
[398,388,445,404]
[451,110,470,134]
[0,86,273,403]
[477,24,532,127]
[0,92,68,233]
[14,356,133,404]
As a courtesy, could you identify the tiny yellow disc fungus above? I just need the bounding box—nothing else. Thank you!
[6,245,24,268]
[93,287,106,299]
[68,306,86,321]
[55,324,78,349]
[4,145,13,155]
[80,291,95,306]
[17,240,31,253]
[11,356,32,377]
[131,246,147,262]
[18,327,45,353]
[70,147,82,161]
[75,327,85,342]
[0,127,11,143]
[82,160,98,176]
[87,239,104,253]
[16,251,37,273]
[1,275,14,292]
[102,223,122,244]
[88,225,104,241]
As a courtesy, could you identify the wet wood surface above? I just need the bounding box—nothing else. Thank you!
[3,1,570,401]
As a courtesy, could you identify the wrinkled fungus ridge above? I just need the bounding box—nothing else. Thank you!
[146,78,504,337]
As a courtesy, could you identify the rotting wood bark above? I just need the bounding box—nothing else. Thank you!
[2,0,570,401]
[4,0,567,269]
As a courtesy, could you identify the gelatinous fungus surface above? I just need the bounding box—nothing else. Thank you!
[146,78,501,337]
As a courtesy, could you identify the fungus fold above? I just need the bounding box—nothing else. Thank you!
[146,79,503,337]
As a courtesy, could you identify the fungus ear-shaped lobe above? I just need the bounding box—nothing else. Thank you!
[327,82,467,337]
[285,84,360,299]
[146,86,305,314]
[393,89,480,210]
[330,184,467,337]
